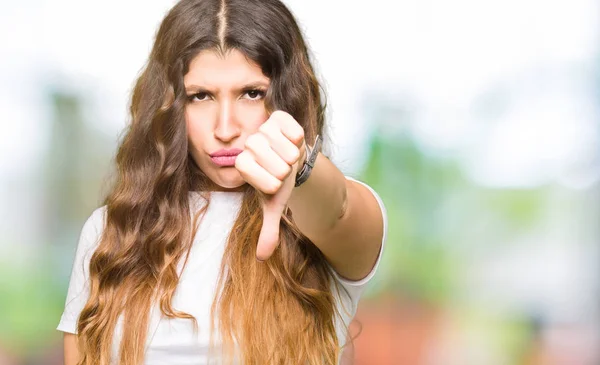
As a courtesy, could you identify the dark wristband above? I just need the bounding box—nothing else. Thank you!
[295,134,322,187]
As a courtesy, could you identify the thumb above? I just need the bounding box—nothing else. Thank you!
[255,145,303,262]
[256,198,286,261]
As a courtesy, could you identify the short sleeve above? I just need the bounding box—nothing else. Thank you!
[56,206,106,334]
[330,176,388,308]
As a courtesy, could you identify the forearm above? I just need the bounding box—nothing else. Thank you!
[287,152,347,241]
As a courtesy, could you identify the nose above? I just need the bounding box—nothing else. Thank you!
[214,100,240,143]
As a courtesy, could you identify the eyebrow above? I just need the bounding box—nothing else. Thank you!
[184,81,270,94]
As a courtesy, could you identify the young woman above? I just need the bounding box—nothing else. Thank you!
[56,0,388,364]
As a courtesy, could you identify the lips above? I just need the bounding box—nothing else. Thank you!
[209,148,243,167]
[209,148,243,157]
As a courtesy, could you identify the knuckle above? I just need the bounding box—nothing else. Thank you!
[292,133,304,145]
[259,124,276,140]
[290,149,300,162]
[282,149,299,165]
[257,133,268,144]
[245,134,262,149]
[234,152,248,169]
[271,110,287,119]
[273,110,293,126]
[267,180,282,194]
[275,165,291,180]
[244,136,254,149]
[259,122,273,133]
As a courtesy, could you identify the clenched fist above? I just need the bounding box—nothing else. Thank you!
[234,110,307,261]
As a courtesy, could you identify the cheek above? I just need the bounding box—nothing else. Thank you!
[185,107,209,144]
[239,104,269,132]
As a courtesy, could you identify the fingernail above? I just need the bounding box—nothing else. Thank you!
[256,257,264,263]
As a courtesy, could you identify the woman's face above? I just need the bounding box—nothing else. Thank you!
[184,49,270,192]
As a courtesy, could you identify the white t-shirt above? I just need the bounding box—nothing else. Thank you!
[57,176,388,364]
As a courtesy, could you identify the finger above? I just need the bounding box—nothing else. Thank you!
[245,133,292,181]
[256,200,284,261]
[270,111,305,148]
[259,123,301,166]
[235,151,282,195]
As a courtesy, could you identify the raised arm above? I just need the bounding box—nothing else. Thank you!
[288,153,385,281]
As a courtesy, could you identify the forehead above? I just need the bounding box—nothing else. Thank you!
[184,49,269,88]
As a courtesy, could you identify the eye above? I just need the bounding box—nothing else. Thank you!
[187,92,211,102]
[243,89,266,101]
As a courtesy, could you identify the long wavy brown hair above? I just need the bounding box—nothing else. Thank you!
[75,0,355,364]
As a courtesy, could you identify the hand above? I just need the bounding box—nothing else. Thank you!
[234,110,307,261]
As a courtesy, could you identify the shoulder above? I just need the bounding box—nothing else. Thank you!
[78,205,107,247]
[84,205,107,231]
[344,176,387,216]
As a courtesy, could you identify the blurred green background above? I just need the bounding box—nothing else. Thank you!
[1,0,599,364]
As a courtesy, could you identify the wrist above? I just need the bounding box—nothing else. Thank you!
[298,141,308,170]
[294,135,322,188]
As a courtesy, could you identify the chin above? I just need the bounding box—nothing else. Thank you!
[210,172,246,190]
[219,181,245,189]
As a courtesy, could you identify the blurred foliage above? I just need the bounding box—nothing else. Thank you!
[44,90,114,241]
[358,125,548,306]
[0,89,114,360]
[0,249,65,356]
[358,133,461,302]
